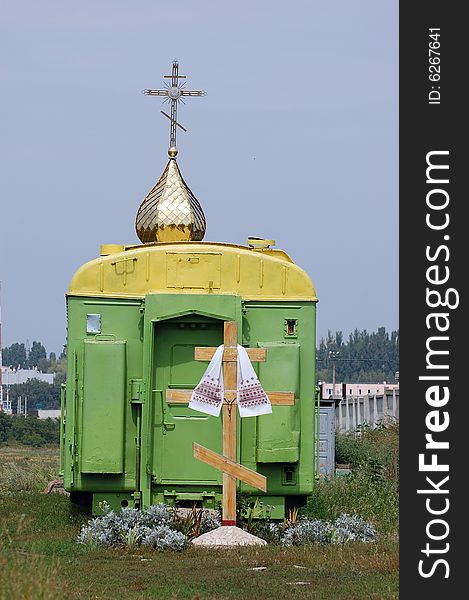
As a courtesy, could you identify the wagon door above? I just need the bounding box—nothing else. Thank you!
[152,317,224,486]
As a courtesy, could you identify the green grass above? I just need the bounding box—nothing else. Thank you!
[335,422,399,477]
[0,445,60,492]
[301,424,399,535]
[0,444,398,600]
[300,469,398,535]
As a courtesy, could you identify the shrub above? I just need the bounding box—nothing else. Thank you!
[77,503,220,550]
[140,503,173,527]
[236,496,273,534]
[0,413,12,443]
[281,518,334,546]
[279,514,377,547]
[199,508,221,534]
[336,422,399,481]
[303,423,399,534]
[300,467,398,534]
[169,504,220,540]
[1,414,60,447]
[140,525,187,550]
[331,513,377,544]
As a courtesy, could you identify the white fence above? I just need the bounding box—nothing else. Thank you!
[335,389,399,432]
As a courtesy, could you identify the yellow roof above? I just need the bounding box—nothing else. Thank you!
[68,241,317,301]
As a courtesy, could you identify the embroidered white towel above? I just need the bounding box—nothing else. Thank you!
[236,345,272,417]
[188,345,224,416]
[188,344,272,418]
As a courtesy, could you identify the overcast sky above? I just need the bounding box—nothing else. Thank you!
[0,0,398,356]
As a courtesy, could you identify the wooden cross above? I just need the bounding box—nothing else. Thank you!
[165,321,294,526]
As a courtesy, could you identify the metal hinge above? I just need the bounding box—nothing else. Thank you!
[130,379,145,404]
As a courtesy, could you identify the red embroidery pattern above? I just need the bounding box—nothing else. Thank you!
[191,376,223,407]
[238,376,269,408]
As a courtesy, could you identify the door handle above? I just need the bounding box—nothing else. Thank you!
[154,389,176,433]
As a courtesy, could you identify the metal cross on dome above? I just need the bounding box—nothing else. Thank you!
[143,59,206,156]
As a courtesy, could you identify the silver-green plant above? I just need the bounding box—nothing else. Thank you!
[280,513,377,547]
[77,503,187,550]
[140,525,187,550]
[331,513,377,544]
[281,517,334,546]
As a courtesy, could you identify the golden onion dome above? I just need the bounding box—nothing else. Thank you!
[135,153,206,243]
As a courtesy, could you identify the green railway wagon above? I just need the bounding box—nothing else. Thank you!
[61,62,319,518]
[61,239,319,517]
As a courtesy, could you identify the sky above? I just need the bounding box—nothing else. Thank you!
[0,0,398,356]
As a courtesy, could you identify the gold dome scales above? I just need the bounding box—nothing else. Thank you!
[135,61,207,243]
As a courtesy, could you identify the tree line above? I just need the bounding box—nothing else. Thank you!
[0,412,60,446]
[316,327,399,384]
[2,340,65,372]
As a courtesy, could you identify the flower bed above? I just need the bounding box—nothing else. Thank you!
[77,503,376,550]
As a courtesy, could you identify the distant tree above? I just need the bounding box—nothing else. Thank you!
[35,350,59,374]
[0,412,12,443]
[37,357,50,372]
[48,357,67,383]
[9,415,59,446]
[2,342,28,369]
[28,341,47,369]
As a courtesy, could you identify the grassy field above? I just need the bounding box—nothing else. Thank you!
[0,443,398,600]
[0,445,60,493]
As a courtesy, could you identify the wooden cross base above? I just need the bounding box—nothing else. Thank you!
[189,321,294,525]
[193,442,267,526]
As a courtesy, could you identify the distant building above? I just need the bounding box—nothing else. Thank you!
[0,367,55,414]
[318,381,400,432]
[1,366,54,386]
[319,381,399,399]
[30,409,61,420]
[336,387,399,432]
